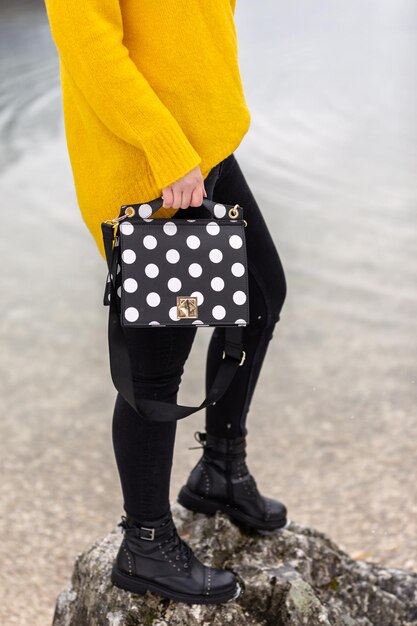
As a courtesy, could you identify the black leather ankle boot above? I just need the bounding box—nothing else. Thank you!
[177,431,290,533]
[111,507,241,604]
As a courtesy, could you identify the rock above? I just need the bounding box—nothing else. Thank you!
[52,504,417,626]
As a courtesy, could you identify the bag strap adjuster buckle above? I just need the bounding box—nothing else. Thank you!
[222,349,246,366]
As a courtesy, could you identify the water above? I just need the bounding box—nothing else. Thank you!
[0,1,416,624]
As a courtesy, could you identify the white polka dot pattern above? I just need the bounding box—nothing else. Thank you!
[145,263,159,278]
[206,222,220,236]
[163,222,177,236]
[122,249,136,264]
[123,278,138,293]
[167,277,182,292]
[211,277,224,291]
[117,199,248,326]
[146,292,161,307]
[120,222,134,235]
[169,306,178,321]
[213,203,226,218]
[233,290,246,305]
[231,262,245,277]
[209,249,223,263]
[229,235,243,249]
[125,307,139,322]
[143,235,157,249]
[188,263,202,277]
[186,235,200,249]
[138,204,152,218]
[212,305,226,320]
[190,291,204,304]
[166,249,180,264]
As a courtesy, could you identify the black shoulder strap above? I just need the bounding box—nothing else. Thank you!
[101,222,245,422]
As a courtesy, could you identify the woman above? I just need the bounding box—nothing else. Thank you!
[45,0,289,605]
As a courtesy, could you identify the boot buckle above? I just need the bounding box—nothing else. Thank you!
[139,526,155,541]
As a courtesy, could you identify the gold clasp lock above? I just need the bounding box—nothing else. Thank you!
[176,296,198,319]
[104,205,135,226]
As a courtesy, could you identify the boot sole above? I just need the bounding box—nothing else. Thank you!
[177,485,290,532]
[111,565,241,605]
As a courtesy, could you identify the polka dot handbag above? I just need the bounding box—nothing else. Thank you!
[101,197,249,422]
[104,197,249,326]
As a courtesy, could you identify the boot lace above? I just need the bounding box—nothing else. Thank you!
[162,525,193,566]
[117,515,132,531]
[188,430,206,450]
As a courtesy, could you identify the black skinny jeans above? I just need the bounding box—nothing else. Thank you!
[112,152,287,521]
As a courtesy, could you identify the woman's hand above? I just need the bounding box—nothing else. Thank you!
[161,165,207,209]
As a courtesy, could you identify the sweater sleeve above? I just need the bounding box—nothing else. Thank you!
[44,0,202,190]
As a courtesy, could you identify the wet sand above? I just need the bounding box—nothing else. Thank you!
[0,1,416,624]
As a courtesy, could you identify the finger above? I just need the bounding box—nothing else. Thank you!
[180,188,192,209]
[162,187,174,208]
[172,187,183,209]
[190,187,204,207]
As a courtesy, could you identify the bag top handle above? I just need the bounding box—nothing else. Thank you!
[104,197,244,226]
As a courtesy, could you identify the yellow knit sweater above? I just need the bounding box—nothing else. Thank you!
[44,0,251,260]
